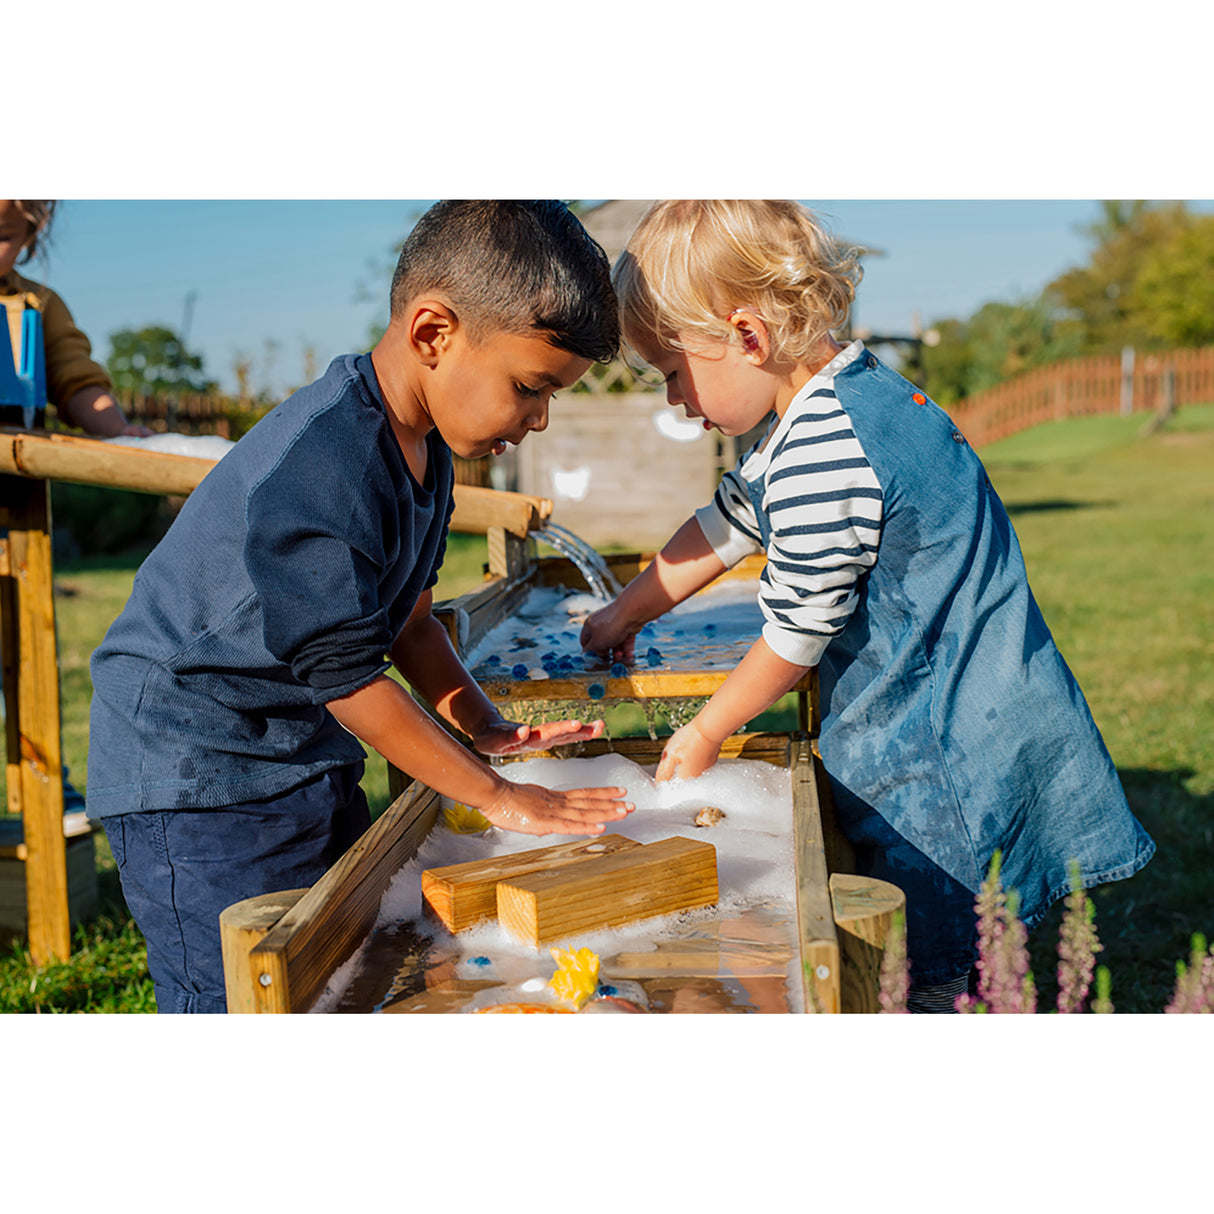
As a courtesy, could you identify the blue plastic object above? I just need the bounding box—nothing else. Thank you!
[0,307,47,424]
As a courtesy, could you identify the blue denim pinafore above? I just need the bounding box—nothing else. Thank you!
[740,351,1154,985]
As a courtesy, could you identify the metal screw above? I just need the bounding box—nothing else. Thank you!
[258,972,272,987]
[815,965,830,980]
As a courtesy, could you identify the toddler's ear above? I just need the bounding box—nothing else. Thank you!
[727,308,767,360]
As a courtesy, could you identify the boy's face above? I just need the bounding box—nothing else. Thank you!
[425,324,592,460]
[628,325,775,439]
[0,201,33,277]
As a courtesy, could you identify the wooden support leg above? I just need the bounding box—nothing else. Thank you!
[1,476,71,964]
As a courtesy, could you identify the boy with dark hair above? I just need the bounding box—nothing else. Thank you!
[87,200,633,1014]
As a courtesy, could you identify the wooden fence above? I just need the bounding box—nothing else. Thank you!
[948,346,1214,448]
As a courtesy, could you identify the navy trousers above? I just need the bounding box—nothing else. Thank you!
[100,764,371,1014]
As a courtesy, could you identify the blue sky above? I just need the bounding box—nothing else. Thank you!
[30,198,1214,399]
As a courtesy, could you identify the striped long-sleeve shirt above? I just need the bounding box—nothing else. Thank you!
[694,341,883,667]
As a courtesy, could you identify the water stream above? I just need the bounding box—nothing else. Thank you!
[535,522,623,600]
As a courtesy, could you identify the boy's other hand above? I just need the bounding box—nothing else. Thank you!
[580,604,637,663]
[481,780,634,836]
[473,717,606,757]
[655,721,722,783]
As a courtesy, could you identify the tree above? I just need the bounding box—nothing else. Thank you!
[1044,201,1193,353]
[919,297,1081,406]
[106,325,216,396]
[1132,213,1214,348]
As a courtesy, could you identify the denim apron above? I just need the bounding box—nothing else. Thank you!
[740,350,1154,984]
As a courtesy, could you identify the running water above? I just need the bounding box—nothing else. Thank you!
[536,523,622,600]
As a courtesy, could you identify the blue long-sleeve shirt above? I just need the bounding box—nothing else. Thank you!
[87,353,454,816]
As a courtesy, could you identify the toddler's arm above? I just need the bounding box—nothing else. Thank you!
[655,635,810,782]
[581,516,728,661]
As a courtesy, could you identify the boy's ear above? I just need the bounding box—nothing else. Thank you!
[408,301,459,366]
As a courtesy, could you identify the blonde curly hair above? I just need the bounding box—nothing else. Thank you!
[613,200,861,365]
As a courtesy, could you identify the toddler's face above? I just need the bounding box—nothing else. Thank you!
[0,201,33,278]
[426,326,592,460]
[628,326,775,439]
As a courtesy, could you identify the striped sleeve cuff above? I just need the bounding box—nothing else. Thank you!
[694,500,763,567]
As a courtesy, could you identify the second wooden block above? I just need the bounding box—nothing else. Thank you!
[496,836,719,946]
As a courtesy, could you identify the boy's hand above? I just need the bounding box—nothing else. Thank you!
[472,716,606,756]
[655,721,722,783]
[481,780,634,836]
[580,603,638,664]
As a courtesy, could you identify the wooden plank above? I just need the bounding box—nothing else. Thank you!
[422,834,641,932]
[240,782,441,1013]
[0,426,215,495]
[218,888,308,1013]
[790,734,840,1013]
[0,429,551,536]
[496,836,718,946]
[503,732,792,768]
[449,484,551,538]
[482,668,814,704]
[830,872,906,1015]
[2,476,71,964]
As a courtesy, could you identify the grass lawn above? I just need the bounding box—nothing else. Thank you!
[3,404,1211,1012]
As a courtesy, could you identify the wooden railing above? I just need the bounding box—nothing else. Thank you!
[948,346,1214,448]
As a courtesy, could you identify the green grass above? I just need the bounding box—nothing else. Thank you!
[3,406,1211,1011]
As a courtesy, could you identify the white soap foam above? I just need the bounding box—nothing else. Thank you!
[310,753,801,1013]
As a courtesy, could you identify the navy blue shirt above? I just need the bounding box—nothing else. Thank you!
[87,354,454,815]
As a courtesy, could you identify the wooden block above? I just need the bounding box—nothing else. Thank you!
[496,836,718,946]
[421,834,641,933]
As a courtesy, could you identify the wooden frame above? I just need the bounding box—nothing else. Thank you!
[220,732,904,1014]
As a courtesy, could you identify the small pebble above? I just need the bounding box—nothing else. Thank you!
[694,806,727,828]
[645,647,662,666]
[467,956,492,968]
[487,655,501,665]
[588,682,605,700]
[610,662,629,678]
[511,663,529,679]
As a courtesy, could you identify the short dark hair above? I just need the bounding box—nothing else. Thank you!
[390,200,619,364]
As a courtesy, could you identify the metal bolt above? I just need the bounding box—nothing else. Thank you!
[258,972,272,987]
[815,965,830,980]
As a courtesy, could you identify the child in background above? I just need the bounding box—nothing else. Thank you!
[0,200,150,436]
[581,200,1154,1012]
[88,201,634,1013]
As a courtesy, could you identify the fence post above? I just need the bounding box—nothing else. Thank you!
[1120,346,1135,416]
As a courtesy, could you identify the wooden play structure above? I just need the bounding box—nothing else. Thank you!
[0,425,553,965]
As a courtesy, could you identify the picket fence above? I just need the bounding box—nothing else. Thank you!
[946,346,1214,448]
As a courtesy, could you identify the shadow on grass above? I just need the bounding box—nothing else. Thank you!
[1003,499,1117,516]
[1028,766,1213,1014]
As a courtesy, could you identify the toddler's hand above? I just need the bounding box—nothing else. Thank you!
[473,717,605,757]
[580,603,637,664]
[481,780,634,836]
[655,721,722,783]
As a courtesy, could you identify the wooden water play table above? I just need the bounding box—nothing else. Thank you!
[220,733,904,1014]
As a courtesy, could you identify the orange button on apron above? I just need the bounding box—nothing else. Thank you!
[912,392,927,405]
